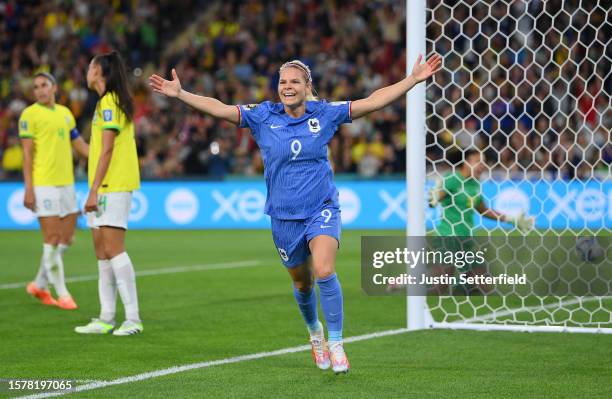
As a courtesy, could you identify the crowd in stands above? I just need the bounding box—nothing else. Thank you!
[427,0,610,179]
[0,0,609,181]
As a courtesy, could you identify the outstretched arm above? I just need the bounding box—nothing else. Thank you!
[477,202,507,221]
[149,69,239,125]
[477,202,534,233]
[351,54,442,119]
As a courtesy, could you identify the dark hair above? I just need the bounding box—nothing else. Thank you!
[34,72,57,85]
[464,148,480,161]
[93,51,134,121]
[458,148,481,167]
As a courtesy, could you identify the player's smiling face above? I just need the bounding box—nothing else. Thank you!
[33,76,56,106]
[278,67,309,109]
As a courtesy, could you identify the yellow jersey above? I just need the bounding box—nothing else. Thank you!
[18,103,76,186]
[88,92,140,193]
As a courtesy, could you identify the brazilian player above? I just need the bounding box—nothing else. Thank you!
[19,72,88,310]
[150,54,442,373]
[75,51,143,336]
[428,148,534,293]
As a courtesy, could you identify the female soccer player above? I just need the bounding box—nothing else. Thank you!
[19,72,89,310]
[75,51,143,336]
[427,148,534,294]
[149,54,441,372]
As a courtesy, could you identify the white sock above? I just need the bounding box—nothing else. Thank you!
[42,243,54,265]
[58,243,70,256]
[51,248,70,297]
[42,243,70,297]
[34,250,48,289]
[98,259,116,324]
[110,252,140,323]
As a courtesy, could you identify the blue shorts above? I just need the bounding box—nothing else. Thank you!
[271,207,341,268]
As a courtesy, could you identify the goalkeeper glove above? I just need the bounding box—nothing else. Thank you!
[507,212,535,233]
[429,177,443,207]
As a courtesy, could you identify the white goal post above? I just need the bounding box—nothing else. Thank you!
[406,0,612,333]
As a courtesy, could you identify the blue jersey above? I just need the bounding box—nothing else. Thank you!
[238,100,352,220]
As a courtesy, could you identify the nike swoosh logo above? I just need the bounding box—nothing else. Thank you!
[320,225,333,229]
[270,124,283,129]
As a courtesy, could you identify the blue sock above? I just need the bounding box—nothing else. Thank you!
[293,286,319,332]
[317,273,343,342]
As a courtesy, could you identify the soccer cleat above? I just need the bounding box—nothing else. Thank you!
[329,341,350,374]
[309,323,330,370]
[75,319,114,334]
[26,282,58,306]
[112,320,143,336]
[57,295,78,310]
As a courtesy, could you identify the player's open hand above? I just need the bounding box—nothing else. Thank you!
[84,190,98,213]
[510,212,535,234]
[23,188,35,211]
[149,68,182,98]
[428,177,443,208]
[411,54,442,83]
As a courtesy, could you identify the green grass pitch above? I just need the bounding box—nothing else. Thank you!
[1,229,611,398]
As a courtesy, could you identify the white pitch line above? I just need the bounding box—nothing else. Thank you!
[16,327,410,399]
[0,260,261,290]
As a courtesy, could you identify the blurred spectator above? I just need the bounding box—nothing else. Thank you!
[0,0,609,181]
[358,147,381,178]
[1,134,22,179]
[427,0,609,179]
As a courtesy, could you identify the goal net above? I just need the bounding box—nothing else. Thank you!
[415,0,611,332]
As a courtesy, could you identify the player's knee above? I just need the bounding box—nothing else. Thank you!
[293,280,313,293]
[60,234,75,246]
[104,247,122,259]
[92,239,105,259]
[313,263,335,280]
[45,231,61,246]
[100,236,125,259]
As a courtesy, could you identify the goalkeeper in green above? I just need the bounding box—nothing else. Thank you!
[427,148,534,294]
[431,149,533,236]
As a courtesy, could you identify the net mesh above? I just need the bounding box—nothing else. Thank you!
[424,0,611,329]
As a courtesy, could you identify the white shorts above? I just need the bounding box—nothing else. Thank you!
[34,185,79,218]
[87,192,132,230]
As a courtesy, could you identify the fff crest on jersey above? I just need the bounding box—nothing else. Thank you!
[308,118,321,135]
